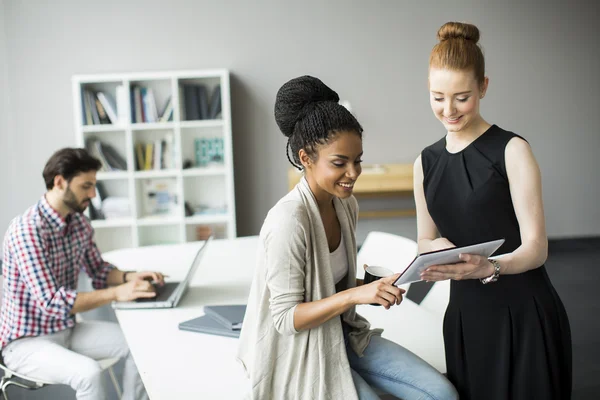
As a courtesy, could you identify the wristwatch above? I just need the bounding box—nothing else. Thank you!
[480,259,501,284]
[123,271,133,283]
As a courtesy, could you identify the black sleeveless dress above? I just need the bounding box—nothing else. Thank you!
[421,125,572,400]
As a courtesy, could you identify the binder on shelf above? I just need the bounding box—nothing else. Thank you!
[209,85,221,119]
[183,84,200,120]
[197,85,209,120]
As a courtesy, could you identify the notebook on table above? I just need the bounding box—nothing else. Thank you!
[178,315,241,338]
[178,305,247,338]
[204,305,246,330]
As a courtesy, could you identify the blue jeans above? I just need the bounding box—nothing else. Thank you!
[347,334,458,400]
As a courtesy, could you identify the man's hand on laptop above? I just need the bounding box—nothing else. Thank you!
[126,271,167,286]
[113,279,158,302]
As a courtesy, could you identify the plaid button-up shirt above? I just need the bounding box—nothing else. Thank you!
[0,195,115,349]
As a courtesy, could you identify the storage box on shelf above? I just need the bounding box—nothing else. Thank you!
[73,70,236,253]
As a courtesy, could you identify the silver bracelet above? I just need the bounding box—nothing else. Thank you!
[480,259,501,284]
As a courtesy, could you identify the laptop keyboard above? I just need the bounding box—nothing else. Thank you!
[135,282,180,302]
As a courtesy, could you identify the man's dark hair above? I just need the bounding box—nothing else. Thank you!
[43,148,102,190]
[274,75,363,170]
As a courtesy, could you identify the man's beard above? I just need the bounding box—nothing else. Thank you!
[62,186,89,213]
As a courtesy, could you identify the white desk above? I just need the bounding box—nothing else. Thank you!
[104,236,446,400]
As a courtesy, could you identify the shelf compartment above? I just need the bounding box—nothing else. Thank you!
[135,177,181,220]
[180,126,225,169]
[132,128,178,171]
[182,175,228,220]
[129,79,173,124]
[79,80,128,127]
[177,77,222,122]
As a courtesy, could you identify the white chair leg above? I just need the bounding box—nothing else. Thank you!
[107,366,122,399]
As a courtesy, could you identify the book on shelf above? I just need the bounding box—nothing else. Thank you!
[94,97,111,124]
[135,142,145,170]
[81,88,91,125]
[83,90,100,125]
[116,85,128,124]
[141,87,159,123]
[89,181,107,220]
[132,86,143,123]
[183,84,200,120]
[135,133,175,171]
[159,96,173,122]
[197,85,209,120]
[144,142,153,170]
[209,85,221,119]
[85,138,126,171]
[96,92,118,124]
[182,83,213,120]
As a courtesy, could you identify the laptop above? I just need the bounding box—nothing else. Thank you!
[113,236,212,310]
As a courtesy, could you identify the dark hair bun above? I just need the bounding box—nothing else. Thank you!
[274,75,340,138]
[437,22,480,43]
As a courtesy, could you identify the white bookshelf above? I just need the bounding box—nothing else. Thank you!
[72,70,237,253]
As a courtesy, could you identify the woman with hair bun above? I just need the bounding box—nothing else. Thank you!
[416,22,572,399]
[237,76,457,399]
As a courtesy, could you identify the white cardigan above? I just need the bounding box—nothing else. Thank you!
[236,177,381,399]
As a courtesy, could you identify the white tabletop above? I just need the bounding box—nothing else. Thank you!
[104,236,446,399]
[104,237,258,400]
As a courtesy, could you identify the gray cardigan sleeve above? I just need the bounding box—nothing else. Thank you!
[263,202,309,336]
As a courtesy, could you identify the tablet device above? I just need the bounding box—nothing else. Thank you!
[393,238,505,286]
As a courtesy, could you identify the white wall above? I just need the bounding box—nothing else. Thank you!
[0,0,15,240]
[1,0,598,244]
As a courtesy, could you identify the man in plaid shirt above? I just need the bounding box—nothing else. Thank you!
[1,148,164,400]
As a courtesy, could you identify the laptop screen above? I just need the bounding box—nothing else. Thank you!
[170,235,212,302]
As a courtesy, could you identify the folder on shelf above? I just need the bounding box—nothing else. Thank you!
[209,85,221,119]
[183,84,200,120]
[197,84,209,120]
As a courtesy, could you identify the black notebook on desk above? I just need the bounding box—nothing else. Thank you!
[179,315,241,338]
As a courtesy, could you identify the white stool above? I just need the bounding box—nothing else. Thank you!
[0,356,122,400]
